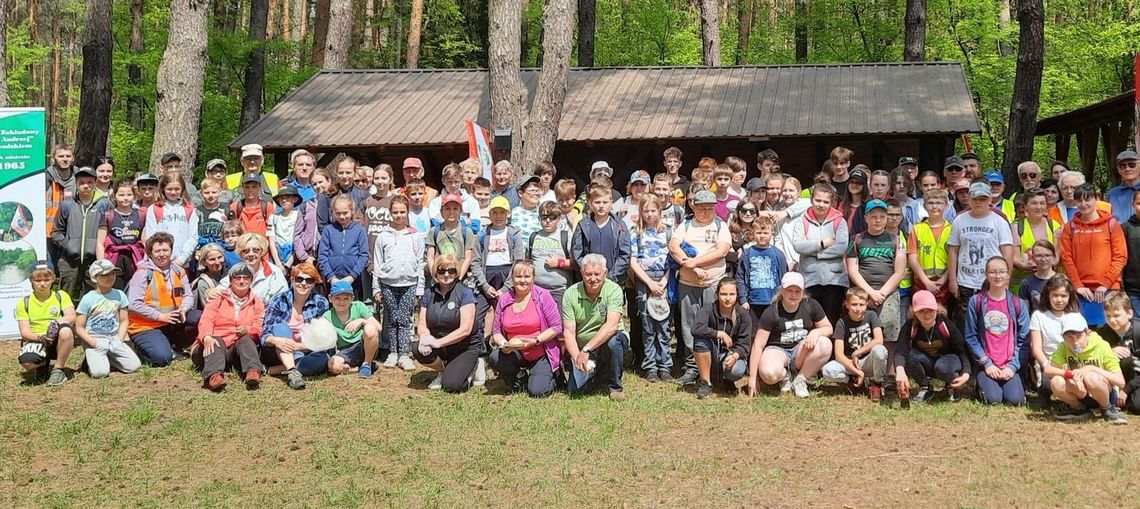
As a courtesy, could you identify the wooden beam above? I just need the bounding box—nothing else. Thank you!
[1055,133,1070,162]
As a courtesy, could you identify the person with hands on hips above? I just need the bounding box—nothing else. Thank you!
[413,254,483,392]
[1046,313,1128,424]
[562,254,630,400]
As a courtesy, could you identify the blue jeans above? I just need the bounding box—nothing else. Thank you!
[129,310,202,366]
[905,350,964,388]
[1128,291,1140,318]
[568,332,629,394]
[976,367,1026,406]
[636,282,673,372]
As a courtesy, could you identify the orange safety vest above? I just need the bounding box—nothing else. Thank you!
[128,266,186,334]
[45,180,68,236]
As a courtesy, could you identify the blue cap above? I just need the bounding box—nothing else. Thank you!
[864,199,888,214]
[329,280,354,297]
[985,171,1004,184]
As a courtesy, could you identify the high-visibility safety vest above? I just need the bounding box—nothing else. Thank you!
[45,180,68,236]
[225,171,280,195]
[128,266,186,334]
[912,221,952,278]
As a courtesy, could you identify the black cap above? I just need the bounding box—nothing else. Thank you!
[849,169,868,183]
[135,173,159,184]
[73,166,97,179]
[275,185,302,203]
[944,156,965,170]
[241,173,262,185]
[960,152,980,161]
[898,156,918,166]
[160,152,181,165]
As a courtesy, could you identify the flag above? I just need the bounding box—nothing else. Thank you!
[10,205,29,237]
[466,120,494,181]
[1134,53,1139,150]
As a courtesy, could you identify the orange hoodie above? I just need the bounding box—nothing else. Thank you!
[1060,211,1127,290]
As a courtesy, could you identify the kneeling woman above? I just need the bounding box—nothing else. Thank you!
[747,272,833,398]
[489,261,564,397]
[894,290,972,403]
[691,277,752,399]
[260,262,332,389]
[192,263,266,391]
[965,256,1030,406]
[413,254,483,392]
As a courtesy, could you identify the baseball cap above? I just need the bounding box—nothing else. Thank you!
[402,157,423,169]
[985,171,1004,184]
[1060,313,1088,334]
[969,182,992,198]
[628,170,650,185]
[242,173,262,185]
[29,260,50,272]
[898,156,918,166]
[135,173,159,184]
[951,178,971,192]
[73,166,97,179]
[442,193,463,207]
[160,152,181,165]
[515,173,541,189]
[329,280,354,297]
[960,152,980,161]
[240,144,263,159]
[228,262,255,280]
[692,190,717,205]
[205,158,227,172]
[781,272,805,289]
[1116,150,1139,165]
[87,259,120,278]
[849,169,868,183]
[944,156,965,170]
[590,161,613,177]
[864,199,888,214]
[746,177,765,191]
[489,196,511,211]
[912,290,938,312]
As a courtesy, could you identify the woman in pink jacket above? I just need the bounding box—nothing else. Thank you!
[488,260,564,397]
[192,263,266,392]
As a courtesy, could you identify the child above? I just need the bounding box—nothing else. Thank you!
[318,194,369,297]
[1045,313,1128,424]
[135,173,159,209]
[965,256,1029,406]
[472,196,524,338]
[75,260,142,379]
[894,290,972,403]
[949,182,1015,323]
[16,261,77,386]
[97,179,144,289]
[1018,240,1058,310]
[1122,190,1140,312]
[617,170,650,230]
[405,179,433,238]
[52,166,106,301]
[846,200,906,353]
[268,185,301,270]
[554,178,580,231]
[511,175,544,239]
[908,188,952,306]
[220,220,244,269]
[526,201,575,304]
[195,177,230,252]
[428,163,481,228]
[571,184,632,285]
[821,287,888,401]
[840,168,868,227]
[1098,291,1140,414]
[886,200,914,327]
[1059,183,1126,327]
[325,280,382,378]
[690,277,753,398]
[652,173,684,230]
[473,177,493,229]
[727,200,759,275]
[630,194,673,382]
[372,195,425,371]
[735,217,787,324]
[143,173,199,268]
[427,193,477,289]
[1029,274,1079,401]
[228,174,274,236]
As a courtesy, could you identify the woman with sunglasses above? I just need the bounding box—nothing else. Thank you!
[192,262,266,391]
[214,233,287,303]
[413,254,483,392]
[260,262,332,389]
[727,200,758,278]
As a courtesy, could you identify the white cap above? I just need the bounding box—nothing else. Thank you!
[590,161,612,176]
[1060,313,1088,334]
[240,144,264,159]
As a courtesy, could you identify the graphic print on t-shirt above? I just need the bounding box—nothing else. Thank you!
[780,319,806,345]
[847,321,874,350]
[984,309,1010,336]
[749,255,775,293]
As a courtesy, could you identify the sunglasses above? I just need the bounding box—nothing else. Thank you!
[294,276,316,285]
[540,215,560,221]
[241,247,263,254]
[436,267,458,276]
[1019,172,1039,179]
[739,208,757,215]
[1121,162,1138,168]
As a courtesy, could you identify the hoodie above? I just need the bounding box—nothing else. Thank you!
[372,226,426,295]
[571,212,632,284]
[1060,211,1127,291]
[792,207,850,288]
[318,220,369,281]
[197,289,265,347]
[51,195,106,263]
[691,303,754,366]
[143,199,200,264]
[1121,214,1140,294]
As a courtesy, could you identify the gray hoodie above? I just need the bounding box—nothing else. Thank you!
[51,196,107,262]
[791,206,850,288]
[372,227,426,296]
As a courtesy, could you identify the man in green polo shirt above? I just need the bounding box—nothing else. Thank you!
[562,253,629,400]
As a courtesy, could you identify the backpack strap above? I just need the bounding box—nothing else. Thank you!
[561,229,571,260]
[527,230,538,260]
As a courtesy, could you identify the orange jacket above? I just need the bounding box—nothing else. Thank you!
[1060,211,1127,290]
[197,289,265,347]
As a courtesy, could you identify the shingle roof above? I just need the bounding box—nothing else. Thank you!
[230,63,980,150]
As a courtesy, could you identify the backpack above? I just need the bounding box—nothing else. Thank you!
[22,291,64,319]
[229,199,274,232]
[681,217,723,238]
[972,291,1025,334]
[527,229,571,261]
[910,317,951,343]
[430,223,472,256]
[145,201,194,224]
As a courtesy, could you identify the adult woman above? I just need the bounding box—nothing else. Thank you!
[791,183,849,326]
[127,232,200,366]
[488,261,564,397]
[1060,183,1127,327]
[293,167,336,265]
[93,156,114,202]
[261,262,333,389]
[965,257,1030,406]
[727,200,758,276]
[413,254,483,392]
[1011,188,1060,289]
[691,277,752,399]
[191,263,266,391]
[747,272,833,398]
[193,243,227,309]
[215,233,287,303]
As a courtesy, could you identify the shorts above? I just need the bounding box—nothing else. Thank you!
[333,341,366,368]
[764,344,802,366]
[693,336,715,353]
[17,321,73,365]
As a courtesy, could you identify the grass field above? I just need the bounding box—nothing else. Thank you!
[1,340,1136,509]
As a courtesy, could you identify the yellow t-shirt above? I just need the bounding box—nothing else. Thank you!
[15,291,73,336]
[1050,332,1121,373]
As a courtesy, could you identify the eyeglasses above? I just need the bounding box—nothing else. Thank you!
[436,267,458,276]
[1019,172,1038,179]
[739,208,757,215]
[986,269,1009,275]
[540,215,560,221]
[294,276,316,285]
[231,274,253,280]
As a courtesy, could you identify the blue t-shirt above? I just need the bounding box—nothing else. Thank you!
[77,289,129,336]
[631,227,670,275]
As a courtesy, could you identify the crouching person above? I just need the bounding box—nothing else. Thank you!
[127,232,200,366]
[325,280,382,377]
[821,287,888,401]
[563,254,629,401]
[488,261,564,397]
[1046,313,1128,424]
[413,254,484,392]
[691,277,752,399]
[16,261,78,386]
[76,260,141,379]
[192,263,266,391]
[894,290,972,403]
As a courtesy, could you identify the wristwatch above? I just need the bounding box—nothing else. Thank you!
[581,346,592,354]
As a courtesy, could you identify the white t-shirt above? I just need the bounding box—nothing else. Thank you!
[948,211,1013,290]
[268,209,299,247]
[1029,310,1065,358]
[485,227,511,266]
[676,218,732,287]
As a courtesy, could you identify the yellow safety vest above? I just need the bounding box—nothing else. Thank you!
[225,171,280,195]
[912,221,952,278]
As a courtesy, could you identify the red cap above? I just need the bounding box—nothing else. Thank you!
[402,157,423,169]
[441,193,462,206]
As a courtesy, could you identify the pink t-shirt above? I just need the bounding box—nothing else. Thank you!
[715,196,737,221]
[501,298,544,361]
[982,295,1015,368]
[287,308,305,340]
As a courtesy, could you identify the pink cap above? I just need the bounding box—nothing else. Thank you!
[912,290,938,312]
[781,272,805,289]
[441,193,462,206]
[402,157,423,169]
[952,178,971,192]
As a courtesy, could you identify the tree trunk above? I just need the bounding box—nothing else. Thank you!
[240,0,269,131]
[735,0,753,65]
[151,0,209,172]
[489,0,526,158]
[0,0,9,107]
[699,0,720,66]
[50,16,60,145]
[794,0,807,62]
[323,0,352,68]
[903,0,925,61]
[217,0,240,96]
[519,0,575,169]
[127,0,146,129]
[311,0,331,66]
[997,0,1011,56]
[577,0,594,67]
[1001,0,1044,180]
[406,0,423,68]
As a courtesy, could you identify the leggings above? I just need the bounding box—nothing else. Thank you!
[412,342,482,393]
[380,284,417,356]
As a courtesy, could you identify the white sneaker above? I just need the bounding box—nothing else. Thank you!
[792,374,810,399]
[382,352,398,368]
[779,372,793,393]
[428,373,443,390]
[397,355,415,371]
[472,357,487,387]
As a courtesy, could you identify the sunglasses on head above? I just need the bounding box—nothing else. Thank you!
[436,267,458,276]
[294,276,316,285]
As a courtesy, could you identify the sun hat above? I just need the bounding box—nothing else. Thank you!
[646,295,671,321]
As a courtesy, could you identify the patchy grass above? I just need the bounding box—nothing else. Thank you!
[0,340,1136,508]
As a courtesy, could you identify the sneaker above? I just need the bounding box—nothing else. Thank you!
[1055,407,1093,422]
[780,373,794,393]
[472,358,487,387]
[869,385,882,403]
[657,369,674,382]
[358,363,373,378]
[913,386,933,404]
[428,373,443,390]
[676,371,699,386]
[382,352,398,368]
[285,369,306,390]
[206,372,226,392]
[397,355,415,371]
[947,388,961,402]
[1102,406,1128,425]
[46,367,67,387]
[792,374,810,399]
[172,350,190,362]
[696,379,713,399]
[608,390,625,401]
[244,370,262,390]
[645,370,659,383]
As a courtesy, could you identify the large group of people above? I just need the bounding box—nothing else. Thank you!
[18,141,1140,424]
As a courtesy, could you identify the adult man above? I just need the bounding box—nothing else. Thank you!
[948,182,1015,322]
[669,189,732,385]
[943,156,966,186]
[158,152,201,205]
[1016,161,1042,192]
[281,149,318,203]
[225,144,279,201]
[961,152,982,181]
[663,146,690,206]
[985,171,1015,220]
[1107,150,1140,224]
[562,254,630,401]
[488,160,519,208]
[45,143,76,267]
[397,157,438,207]
[1050,170,1111,225]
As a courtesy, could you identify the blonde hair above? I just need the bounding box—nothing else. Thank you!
[636,193,664,234]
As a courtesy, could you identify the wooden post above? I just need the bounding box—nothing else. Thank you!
[1055,132,1070,162]
[1076,127,1099,182]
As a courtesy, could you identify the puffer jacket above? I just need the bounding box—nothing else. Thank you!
[792,206,850,287]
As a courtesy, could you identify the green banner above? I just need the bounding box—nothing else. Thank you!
[0,108,47,339]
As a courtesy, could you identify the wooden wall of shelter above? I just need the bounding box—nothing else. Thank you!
[1037,91,1136,185]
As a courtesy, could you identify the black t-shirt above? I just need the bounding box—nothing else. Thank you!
[759,298,828,348]
[421,283,483,353]
[835,310,881,357]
